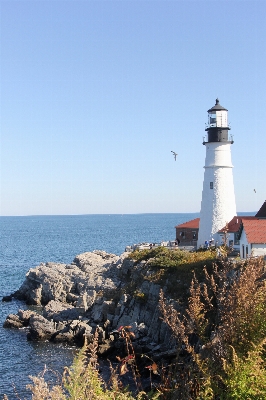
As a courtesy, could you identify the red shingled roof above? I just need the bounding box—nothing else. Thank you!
[242,219,266,244]
[219,216,257,233]
[175,218,200,229]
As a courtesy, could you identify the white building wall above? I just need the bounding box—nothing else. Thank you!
[240,229,266,258]
[216,232,240,250]
[239,229,251,259]
[251,244,266,257]
[198,142,236,247]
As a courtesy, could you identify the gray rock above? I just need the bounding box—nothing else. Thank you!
[66,293,79,304]
[52,331,75,344]
[27,314,56,341]
[2,295,12,302]
[91,304,104,323]
[6,250,176,349]
[43,300,82,322]
[17,309,36,325]
[3,314,24,329]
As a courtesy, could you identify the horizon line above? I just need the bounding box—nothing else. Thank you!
[0,211,257,218]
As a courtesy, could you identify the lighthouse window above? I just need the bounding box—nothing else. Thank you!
[209,113,216,126]
[210,182,213,189]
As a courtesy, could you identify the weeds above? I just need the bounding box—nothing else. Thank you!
[158,256,266,398]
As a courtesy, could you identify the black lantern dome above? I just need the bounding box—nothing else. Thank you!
[204,99,232,144]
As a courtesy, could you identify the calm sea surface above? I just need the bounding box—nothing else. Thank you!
[0,213,199,399]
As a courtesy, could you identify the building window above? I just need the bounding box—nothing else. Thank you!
[210,182,213,189]
[246,246,248,257]
[234,232,240,245]
[192,231,197,240]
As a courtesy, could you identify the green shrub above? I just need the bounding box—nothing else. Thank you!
[222,341,266,399]
[128,247,216,269]
[128,247,217,299]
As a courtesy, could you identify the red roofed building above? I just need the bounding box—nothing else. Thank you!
[175,218,200,246]
[239,219,266,259]
[218,216,257,249]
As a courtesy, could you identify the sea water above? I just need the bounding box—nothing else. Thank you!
[0,213,199,399]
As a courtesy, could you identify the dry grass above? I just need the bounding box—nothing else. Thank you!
[158,256,266,399]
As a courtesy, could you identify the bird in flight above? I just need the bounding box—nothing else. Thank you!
[254,189,256,193]
[171,151,178,161]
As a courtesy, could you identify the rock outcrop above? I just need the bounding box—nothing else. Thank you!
[3,250,175,355]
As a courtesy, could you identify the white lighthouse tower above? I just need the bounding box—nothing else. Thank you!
[197,99,236,247]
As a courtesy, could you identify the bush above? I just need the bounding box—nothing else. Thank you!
[222,341,266,399]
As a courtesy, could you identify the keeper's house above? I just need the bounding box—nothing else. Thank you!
[216,200,266,259]
[240,201,266,258]
[239,219,266,259]
[217,216,257,249]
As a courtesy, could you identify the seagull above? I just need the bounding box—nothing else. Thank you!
[171,151,178,161]
[254,189,256,193]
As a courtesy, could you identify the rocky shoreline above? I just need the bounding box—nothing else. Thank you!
[3,250,176,361]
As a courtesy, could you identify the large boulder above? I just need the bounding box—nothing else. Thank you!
[3,314,24,329]
[3,309,36,329]
[43,300,81,322]
[27,314,57,341]
[13,251,121,306]
[2,295,13,302]
[13,262,80,305]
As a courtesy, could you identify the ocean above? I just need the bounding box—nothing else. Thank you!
[0,213,199,399]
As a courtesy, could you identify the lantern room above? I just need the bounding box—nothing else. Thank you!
[207,98,228,127]
[208,110,228,128]
[204,98,231,143]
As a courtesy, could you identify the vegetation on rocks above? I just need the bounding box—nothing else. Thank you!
[128,246,217,300]
[128,246,216,270]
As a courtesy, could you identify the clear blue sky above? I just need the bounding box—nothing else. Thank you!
[1,0,265,216]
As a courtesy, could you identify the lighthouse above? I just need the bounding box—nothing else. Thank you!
[197,99,237,247]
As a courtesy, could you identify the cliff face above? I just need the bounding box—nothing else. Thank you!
[4,250,176,354]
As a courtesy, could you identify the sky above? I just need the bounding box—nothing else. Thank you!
[0,0,265,216]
